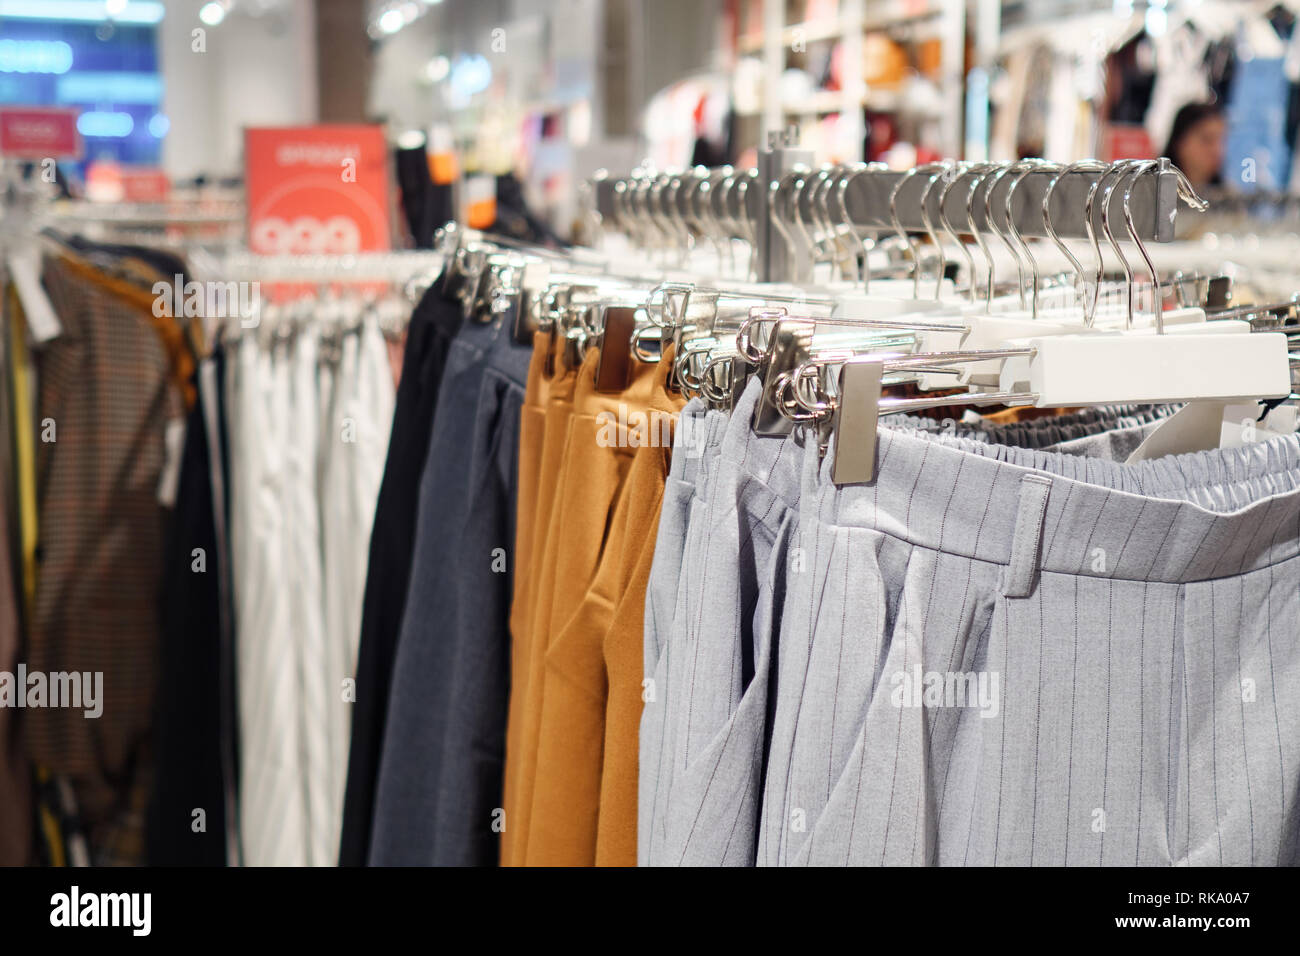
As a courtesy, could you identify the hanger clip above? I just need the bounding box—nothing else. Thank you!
[830,358,884,486]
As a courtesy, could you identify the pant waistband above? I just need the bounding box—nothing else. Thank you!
[817,426,1300,584]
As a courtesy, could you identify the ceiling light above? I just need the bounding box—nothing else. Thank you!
[77,110,135,138]
[396,129,426,150]
[0,39,75,74]
[0,0,165,22]
[377,8,404,34]
[199,2,226,26]
[424,55,449,82]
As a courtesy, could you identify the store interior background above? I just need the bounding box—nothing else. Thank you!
[3,0,1295,239]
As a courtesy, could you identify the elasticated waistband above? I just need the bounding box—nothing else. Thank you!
[886,403,1179,450]
[817,425,1300,584]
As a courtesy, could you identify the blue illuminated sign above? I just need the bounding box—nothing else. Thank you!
[0,16,161,166]
[0,39,73,73]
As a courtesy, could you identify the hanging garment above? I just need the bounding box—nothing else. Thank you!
[505,347,653,865]
[1145,22,1212,159]
[595,367,686,865]
[26,255,184,866]
[368,302,530,866]
[1225,55,1294,191]
[227,331,309,867]
[640,385,1184,866]
[0,293,32,866]
[3,293,37,634]
[338,279,463,866]
[227,309,398,867]
[502,331,577,865]
[523,346,685,866]
[644,379,805,867]
[318,313,396,864]
[505,331,555,732]
[147,363,233,866]
[638,399,727,866]
[286,325,330,868]
[759,423,1300,866]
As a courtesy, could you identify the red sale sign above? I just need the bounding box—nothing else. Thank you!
[1101,123,1156,162]
[0,107,81,159]
[244,125,392,254]
[86,161,170,203]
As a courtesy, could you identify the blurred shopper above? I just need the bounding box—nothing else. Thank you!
[1163,101,1226,192]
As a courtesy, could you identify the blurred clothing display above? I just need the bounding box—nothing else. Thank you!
[223,303,395,866]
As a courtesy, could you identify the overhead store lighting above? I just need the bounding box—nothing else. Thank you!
[199,2,227,26]
[0,39,74,74]
[0,0,165,23]
[424,55,450,83]
[77,110,135,137]
[449,54,491,98]
[373,0,426,38]
[377,9,404,34]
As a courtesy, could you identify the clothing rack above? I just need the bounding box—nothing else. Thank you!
[40,200,245,229]
[590,149,1185,283]
[203,250,445,283]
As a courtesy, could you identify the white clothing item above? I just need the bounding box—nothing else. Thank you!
[228,333,310,867]
[1146,24,1211,159]
[285,328,331,867]
[225,307,397,867]
[319,311,395,864]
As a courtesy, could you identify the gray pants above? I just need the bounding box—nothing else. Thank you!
[760,424,1300,865]
[641,379,1295,866]
[639,387,1182,865]
[640,383,803,865]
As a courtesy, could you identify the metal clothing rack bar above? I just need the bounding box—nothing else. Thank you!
[755,130,814,283]
[41,200,245,227]
[590,154,1182,252]
[210,251,445,283]
[831,162,1178,241]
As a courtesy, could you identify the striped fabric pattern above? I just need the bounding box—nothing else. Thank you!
[759,424,1300,865]
[642,378,1300,866]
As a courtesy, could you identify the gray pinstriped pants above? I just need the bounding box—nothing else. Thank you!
[639,379,1192,865]
[760,426,1300,866]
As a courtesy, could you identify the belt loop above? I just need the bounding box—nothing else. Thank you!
[1003,474,1053,599]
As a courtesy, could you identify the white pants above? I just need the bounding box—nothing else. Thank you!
[227,311,395,866]
[319,313,395,864]
[228,333,312,866]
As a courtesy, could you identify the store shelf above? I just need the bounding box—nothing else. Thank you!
[737,2,944,54]
[782,89,848,114]
[738,18,844,54]
[733,88,939,118]
[727,0,964,162]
